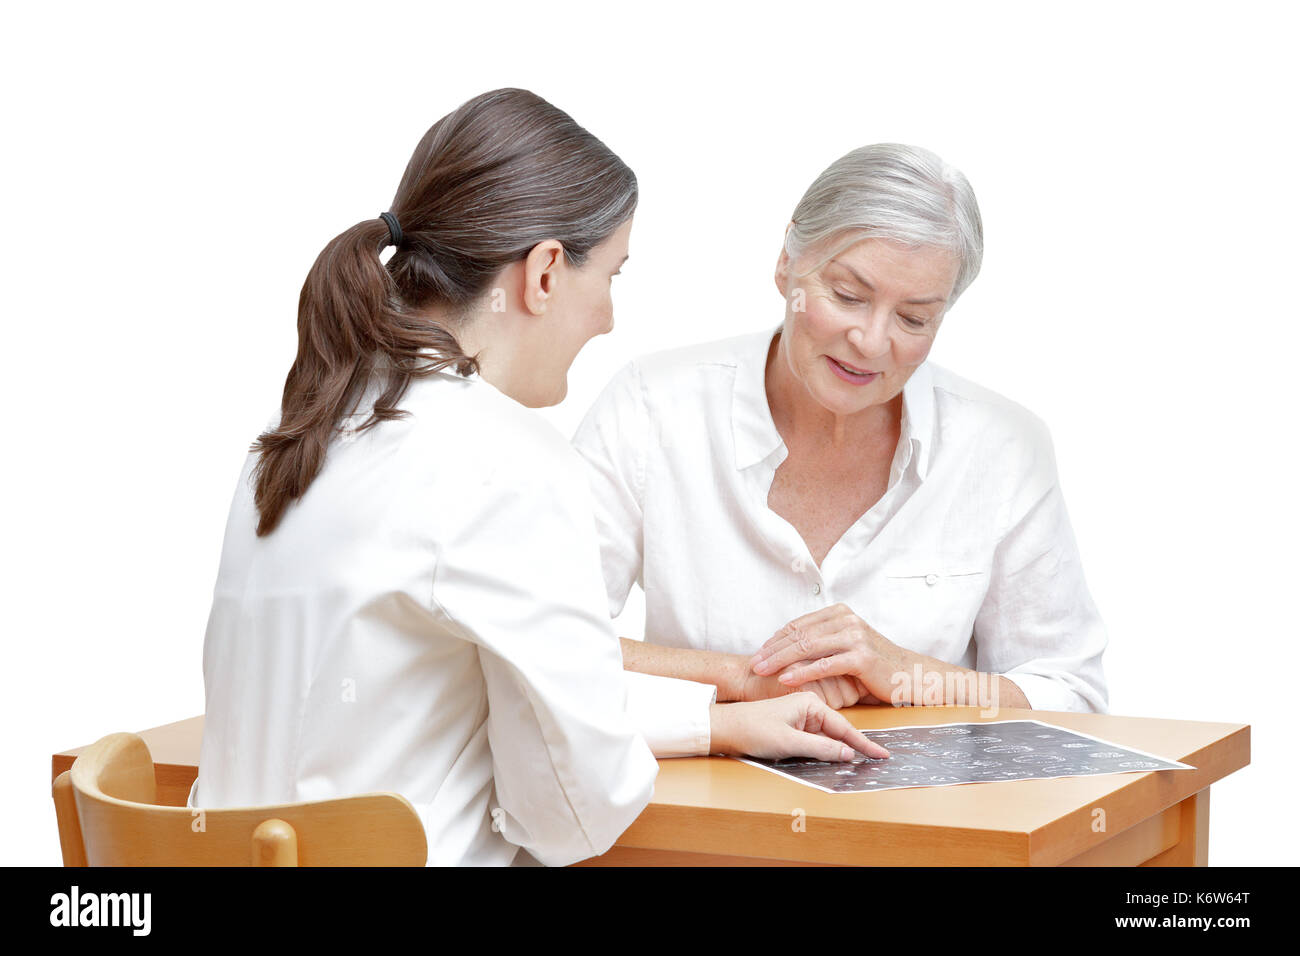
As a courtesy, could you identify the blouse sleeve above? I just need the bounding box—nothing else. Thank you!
[572,362,717,755]
[570,361,647,619]
[430,435,659,867]
[973,426,1110,714]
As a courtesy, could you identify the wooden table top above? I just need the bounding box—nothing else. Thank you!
[615,705,1249,865]
[53,706,1249,866]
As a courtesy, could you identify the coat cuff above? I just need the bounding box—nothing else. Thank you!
[624,671,717,757]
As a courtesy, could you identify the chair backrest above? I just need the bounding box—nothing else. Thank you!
[53,733,427,866]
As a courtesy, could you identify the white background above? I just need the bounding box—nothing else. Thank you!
[3,1,1295,866]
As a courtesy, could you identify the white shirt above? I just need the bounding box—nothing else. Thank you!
[571,326,1109,714]
[191,365,714,867]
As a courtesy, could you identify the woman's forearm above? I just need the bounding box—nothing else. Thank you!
[994,676,1031,710]
[619,636,1032,710]
[619,638,748,701]
[885,648,1031,710]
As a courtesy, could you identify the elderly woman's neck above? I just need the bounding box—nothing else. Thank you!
[765,333,902,452]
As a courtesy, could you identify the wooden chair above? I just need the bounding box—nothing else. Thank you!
[52,733,428,866]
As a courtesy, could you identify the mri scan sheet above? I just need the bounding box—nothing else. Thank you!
[736,719,1194,794]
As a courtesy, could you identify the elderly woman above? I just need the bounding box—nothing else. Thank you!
[572,143,1107,715]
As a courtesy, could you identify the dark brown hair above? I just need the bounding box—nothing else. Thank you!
[251,89,638,535]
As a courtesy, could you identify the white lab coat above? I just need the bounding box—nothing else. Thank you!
[190,364,714,866]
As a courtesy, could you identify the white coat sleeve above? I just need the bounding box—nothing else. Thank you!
[623,671,715,757]
[429,435,658,867]
[973,425,1109,714]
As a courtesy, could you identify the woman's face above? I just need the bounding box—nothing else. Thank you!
[523,217,632,406]
[773,235,960,418]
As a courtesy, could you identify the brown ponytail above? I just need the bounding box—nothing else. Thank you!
[250,88,638,536]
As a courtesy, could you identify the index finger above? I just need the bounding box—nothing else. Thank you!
[813,706,891,760]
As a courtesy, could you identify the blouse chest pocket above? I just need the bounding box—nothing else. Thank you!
[875,559,990,654]
[884,564,987,587]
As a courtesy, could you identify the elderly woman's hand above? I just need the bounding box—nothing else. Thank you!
[749,604,909,703]
[738,666,885,709]
[718,649,881,708]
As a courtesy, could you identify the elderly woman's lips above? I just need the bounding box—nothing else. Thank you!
[826,355,880,385]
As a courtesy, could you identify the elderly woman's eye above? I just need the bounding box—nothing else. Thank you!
[832,289,863,305]
[900,315,926,329]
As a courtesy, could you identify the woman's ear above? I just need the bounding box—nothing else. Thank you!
[774,246,792,298]
[774,221,798,296]
[522,239,565,316]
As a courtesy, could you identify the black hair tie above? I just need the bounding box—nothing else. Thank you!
[379,211,403,249]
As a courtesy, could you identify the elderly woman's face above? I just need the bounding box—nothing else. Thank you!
[774,236,959,418]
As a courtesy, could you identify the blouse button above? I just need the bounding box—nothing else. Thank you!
[812,583,822,596]
[925,573,939,586]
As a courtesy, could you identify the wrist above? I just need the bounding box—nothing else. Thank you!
[884,652,981,707]
[708,702,754,756]
[994,675,1031,710]
[714,653,749,702]
[875,650,915,706]
[707,703,728,754]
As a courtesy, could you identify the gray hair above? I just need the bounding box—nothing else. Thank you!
[783,143,984,307]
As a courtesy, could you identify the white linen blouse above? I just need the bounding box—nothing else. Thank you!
[571,326,1109,714]
[191,366,714,867]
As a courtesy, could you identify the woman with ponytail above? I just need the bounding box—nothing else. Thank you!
[190,89,887,867]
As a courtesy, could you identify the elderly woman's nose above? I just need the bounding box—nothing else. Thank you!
[846,313,891,358]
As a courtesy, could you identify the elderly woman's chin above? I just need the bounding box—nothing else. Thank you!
[792,349,918,419]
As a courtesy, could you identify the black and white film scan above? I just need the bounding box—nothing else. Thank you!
[738,720,1194,794]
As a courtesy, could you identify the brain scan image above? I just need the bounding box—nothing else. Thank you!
[737,721,1193,794]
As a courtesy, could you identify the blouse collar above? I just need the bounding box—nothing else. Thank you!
[731,324,935,480]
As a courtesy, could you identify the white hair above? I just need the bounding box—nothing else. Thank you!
[783,143,984,306]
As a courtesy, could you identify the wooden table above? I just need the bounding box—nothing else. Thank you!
[52,706,1249,866]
